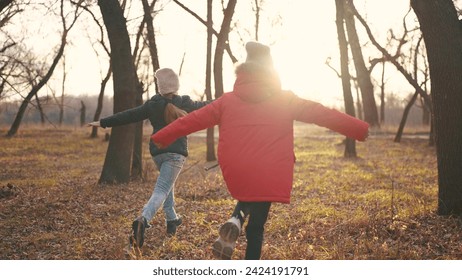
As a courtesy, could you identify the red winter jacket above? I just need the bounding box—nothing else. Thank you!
[152,63,369,203]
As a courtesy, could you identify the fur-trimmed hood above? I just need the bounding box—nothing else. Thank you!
[233,62,281,103]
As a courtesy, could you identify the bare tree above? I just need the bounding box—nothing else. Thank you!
[172,0,239,161]
[213,0,237,98]
[344,0,379,127]
[394,36,429,143]
[128,0,162,179]
[211,0,237,161]
[205,0,215,161]
[0,0,21,28]
[71,0,112,138]
[378,56,386,124]
[411,0,462,215]
[79,100,86,126]
[349,3,435,146]
[335,0,357,157]
[140,0,160,74]
[350,4,431,111]
[6,0,81,137]
[50,54,66,126]
[253,0,262,41]
[173,0,238,63]
[97,0,140,183]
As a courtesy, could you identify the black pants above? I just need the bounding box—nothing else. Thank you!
[232,201,272,260]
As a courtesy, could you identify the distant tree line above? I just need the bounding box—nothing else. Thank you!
[0,93,428,128]
[0,95,113,127]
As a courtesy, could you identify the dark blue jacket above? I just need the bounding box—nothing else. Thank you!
[100,94,211,157]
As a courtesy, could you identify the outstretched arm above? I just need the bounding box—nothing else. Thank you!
[291,93,369,141]
[152,99,222,148]
[180,95,213,112]
[98,103,150,128]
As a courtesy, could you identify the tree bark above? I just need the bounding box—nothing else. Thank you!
[205,0,216,161]
[35,93,45,125]
[335,0,357,157]
[131,83,144,179]
[394,92,418,143]
[91,64,111,138]
[80,100,86,127]
[98,0,138,184]
[131,0,162,180]
[411,0,462,215]
[379,60,386,124]
[213,0,237,99]
[141,0,160,75]
[253,0,261,41]
[344,0,379,127]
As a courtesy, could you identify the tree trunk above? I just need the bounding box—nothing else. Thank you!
[210,0,236,161]
[205,0,216,161]
[59,57,66,126]
[35,93,45,125]
[80,100,86,127]
[335,0,357,158]
[213,0,237,99]
[98,0,138,184]
[91,64,112,138]
[394,92,418,143]
[253,0,261,41]
[344,0,379,127]
[131,0,162,180]
[351,3,433,115]
[141,0,160,75]
[411,0,462,215]
[380,60,386,124]
[131,84,144,179]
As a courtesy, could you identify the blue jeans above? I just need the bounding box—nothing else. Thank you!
[141,153,186,222]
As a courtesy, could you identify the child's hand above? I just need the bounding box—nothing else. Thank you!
[87,121,101,127]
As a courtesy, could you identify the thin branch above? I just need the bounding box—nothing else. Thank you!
[173,0,237,63]
[348,1,432,110]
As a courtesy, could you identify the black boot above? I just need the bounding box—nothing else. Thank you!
[166,217,183,235]
[130,216,148,248]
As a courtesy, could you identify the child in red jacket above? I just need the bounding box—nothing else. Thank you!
[152,42,369,259]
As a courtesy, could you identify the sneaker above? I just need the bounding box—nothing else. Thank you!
[212,217,241,259]
[166,217,183,235]
[130,216,148,248]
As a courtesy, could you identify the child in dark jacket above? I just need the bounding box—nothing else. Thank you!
[88,68,211,248]
[151,43,369,260]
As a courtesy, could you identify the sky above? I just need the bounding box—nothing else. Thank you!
[151,0,416,107]
[6,0,417,109]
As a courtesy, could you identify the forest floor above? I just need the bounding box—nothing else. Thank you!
[0,124,461,260]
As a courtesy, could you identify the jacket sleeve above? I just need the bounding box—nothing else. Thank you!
[100,102,150,128]
[151,98,222,147]
[290,93,369,141]
[180,95,213,113]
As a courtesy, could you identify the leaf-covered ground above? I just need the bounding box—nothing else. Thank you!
[1,125,461,260]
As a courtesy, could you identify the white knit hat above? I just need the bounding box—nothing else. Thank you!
[155,68,180,95]
[245,41,273,68]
